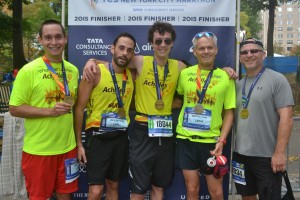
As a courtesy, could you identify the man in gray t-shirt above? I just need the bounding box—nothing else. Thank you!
[233,38,294,200]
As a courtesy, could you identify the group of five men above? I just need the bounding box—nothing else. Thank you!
[9,19,294,200]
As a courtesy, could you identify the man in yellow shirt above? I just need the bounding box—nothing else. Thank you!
[75,32,136,200]
[9,19,79,200]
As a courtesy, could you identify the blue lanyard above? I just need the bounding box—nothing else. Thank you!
[153,59,169,100]
[61,61,70,96]
[109,63,127,108]
[242,67,265,108]
[196,67,215,104]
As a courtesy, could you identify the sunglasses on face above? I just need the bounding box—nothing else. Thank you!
[240,49,263,55]
[194,32,216,39]
[154,38,172,46]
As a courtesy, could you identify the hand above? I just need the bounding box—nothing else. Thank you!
[77,145,87,164]
[49,102,72,117]
[210,142,224,157]
[223,67,238,80]
[83,59,98,82]
[271,152,286,173]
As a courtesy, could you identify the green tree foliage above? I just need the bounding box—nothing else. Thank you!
[273,42,285,55]
[240,3,262,39]
[241,0,299,57]
[13,0,28,70]
[239,12,251,37]
[23,0,61,61]
[0,0,30,72]
[0,0,63,72]
[290,45,300,56]
[0,12,13,72]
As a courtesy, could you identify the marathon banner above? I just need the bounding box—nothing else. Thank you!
[68,0,236,199]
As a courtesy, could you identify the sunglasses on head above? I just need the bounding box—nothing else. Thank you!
[154,38,172,46]
[194,32,216,39]
[240,49,263,55]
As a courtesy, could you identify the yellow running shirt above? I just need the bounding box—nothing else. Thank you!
[135,56,179,122]
[9,57,79,155]
[85,64,134,129]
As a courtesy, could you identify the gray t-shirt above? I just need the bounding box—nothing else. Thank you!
[235,68,294,157]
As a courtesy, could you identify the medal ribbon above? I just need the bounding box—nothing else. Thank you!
[153,59,169,101]
[242,67,265,108]
[109,63,127,109]
[42,56,70,96]
[196,66,215,104]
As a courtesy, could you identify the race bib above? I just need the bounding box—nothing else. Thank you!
[64,158,79,183]
[148,115,173,137]
[100,112,128,132]
[232,160,246,185]
[182,107,211,132]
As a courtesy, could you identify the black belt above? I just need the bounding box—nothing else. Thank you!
[179,134,218,141]
[136,112,149,117]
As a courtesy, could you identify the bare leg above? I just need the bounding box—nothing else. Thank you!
[182,169,200,200]
[87,185,104,200]
[205,174,223,200]
[242,195,258,200]
[56,193,71,200]
[105,179,119,200]
[150,185,164,200]
[130,193,145,200]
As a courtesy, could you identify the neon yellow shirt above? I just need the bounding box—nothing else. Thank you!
[176,65,236,143]
[85,64,134,129]
[9,57,79,155]
[135,56,179,121]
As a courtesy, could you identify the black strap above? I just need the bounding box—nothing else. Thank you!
[282,171,295,200]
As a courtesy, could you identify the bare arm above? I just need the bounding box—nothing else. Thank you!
[9,102,72,118]
[178,60,187,72]
[83,55,143,81]
[82,59,105,82]
[74,78,96,164]
[211,108,234,156]
[271,106,294,173]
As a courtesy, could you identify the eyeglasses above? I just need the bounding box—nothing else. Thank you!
[194,32,216,39]
[154,38,172,46]
[240,49,263,55]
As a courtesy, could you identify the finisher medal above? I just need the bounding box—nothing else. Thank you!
[155,100,164,110]
[64,96,74,106]
[194,103,204,114]
[118,108,126,118]
[240,108,249,119]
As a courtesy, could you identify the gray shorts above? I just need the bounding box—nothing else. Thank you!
[85,128,129,185]
[129,122,175,194]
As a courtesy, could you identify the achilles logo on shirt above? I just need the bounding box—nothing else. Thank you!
[108,102,118,108]
[143,80,167,89]
[103,86,121,93]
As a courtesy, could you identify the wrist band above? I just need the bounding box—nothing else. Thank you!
[88,58,97,62]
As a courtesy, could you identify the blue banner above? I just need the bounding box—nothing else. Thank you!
[68,1,236,199]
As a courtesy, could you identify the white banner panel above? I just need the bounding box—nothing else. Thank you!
[68,0,235,26]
